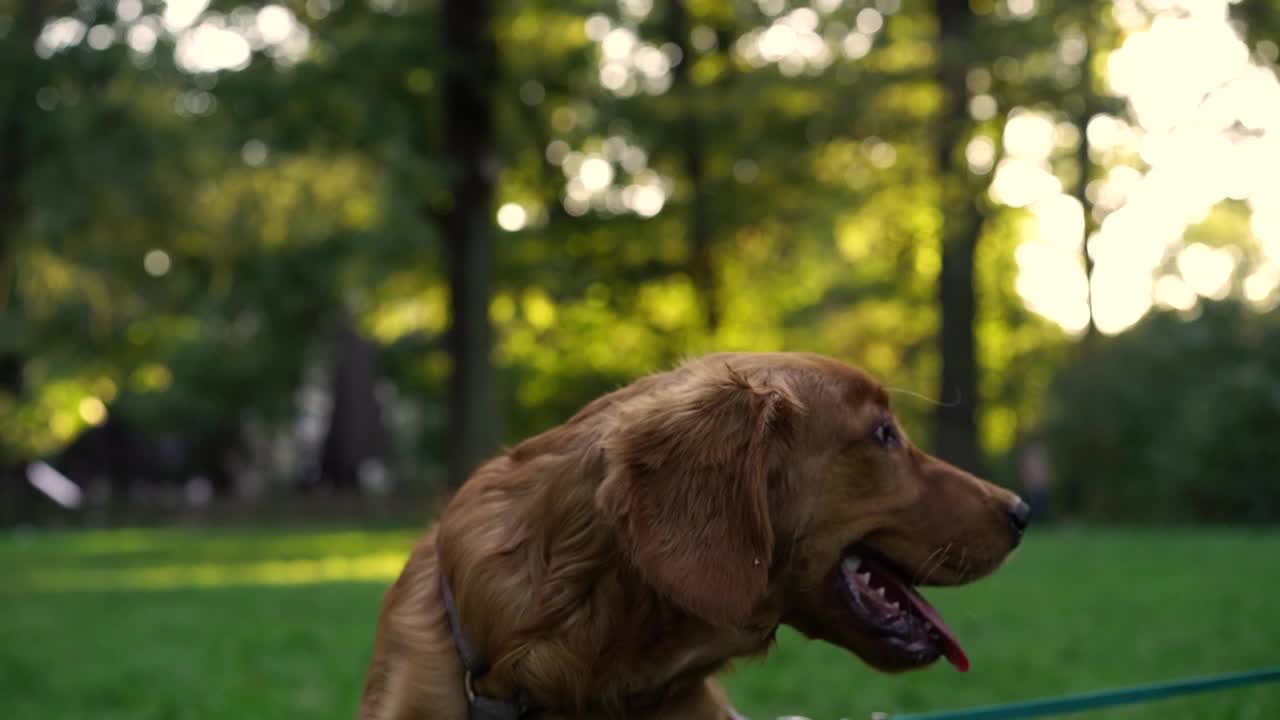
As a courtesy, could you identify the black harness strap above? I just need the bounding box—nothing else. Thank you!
[440,572,539,720]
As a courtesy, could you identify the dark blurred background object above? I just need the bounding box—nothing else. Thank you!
[2,0,1280,527]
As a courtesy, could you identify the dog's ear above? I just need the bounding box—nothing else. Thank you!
[597,364,801,627]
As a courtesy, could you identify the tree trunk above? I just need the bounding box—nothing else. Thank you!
[932,1,984,475]
[1074,8,1100,340]
[0,0,40,259]
[320,309,388,492]
[0,0,45,525]
[442,0,498,488]
[667,0,718,331]
[0,353,26,525]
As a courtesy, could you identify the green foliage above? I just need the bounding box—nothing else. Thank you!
[0,0,1274,520]
[1047,300,1280,523]
[2,528,1278,718]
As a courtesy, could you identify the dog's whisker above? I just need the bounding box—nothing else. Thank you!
[922,542,953,586]
[922,545,946,585]
[886,387,961,408]
[929,543,952,582]
[913,546,943,585]
[915,544,949,586]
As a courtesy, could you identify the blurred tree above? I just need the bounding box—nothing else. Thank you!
[1238,0,1280,52]
[665,0,717,330]
[2,0,1276,526]
[443,0,499,487]
[932,0,984,475]
[320,309,388,492]
[1072,1,1101,340]
[484,0,1077,469]
[1047,300,1280,523]
[0,0,41,264]
[0,0,46,521]
[1062,0,1126,342]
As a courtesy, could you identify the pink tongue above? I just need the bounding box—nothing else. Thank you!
[900,589,970,672]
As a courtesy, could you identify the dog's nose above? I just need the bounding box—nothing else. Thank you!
[1006,499,1031,543]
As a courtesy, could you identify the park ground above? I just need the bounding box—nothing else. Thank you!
[2,527,1278,720]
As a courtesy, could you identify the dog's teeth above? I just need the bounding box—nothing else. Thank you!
[875,587,886,598]
[858,572,871,584]
[843,556,861,572]
[889,601,900,612]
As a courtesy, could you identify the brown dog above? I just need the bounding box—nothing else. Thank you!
[360,352,1028,719]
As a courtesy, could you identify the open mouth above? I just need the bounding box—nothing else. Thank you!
[835,546,970,672]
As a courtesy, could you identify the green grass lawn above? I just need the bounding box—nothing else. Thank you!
[2,527,1277,719]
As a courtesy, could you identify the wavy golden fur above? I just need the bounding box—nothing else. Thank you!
[360,352,1025,719]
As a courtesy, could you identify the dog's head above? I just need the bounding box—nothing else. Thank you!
[596,352,1027,673]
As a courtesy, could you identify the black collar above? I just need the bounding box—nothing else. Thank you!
[440,572,540,720]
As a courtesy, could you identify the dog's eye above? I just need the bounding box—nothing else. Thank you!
[871,422,899,449]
